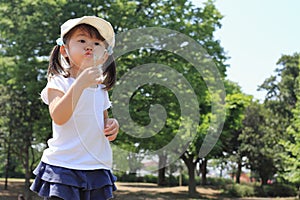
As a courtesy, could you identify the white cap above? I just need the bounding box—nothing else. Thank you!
[60,16,115,48]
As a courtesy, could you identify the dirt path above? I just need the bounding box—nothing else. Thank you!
[114,182,296,200]
[0,180,297,200]
[114,182,221,199]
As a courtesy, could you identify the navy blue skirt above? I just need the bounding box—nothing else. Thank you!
[30,162,117,200]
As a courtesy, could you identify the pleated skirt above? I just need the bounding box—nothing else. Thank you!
[30,162,117,200]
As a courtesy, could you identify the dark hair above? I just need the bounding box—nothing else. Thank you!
[47,24,116,90]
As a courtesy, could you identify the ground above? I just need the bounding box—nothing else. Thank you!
[0,179,297,200]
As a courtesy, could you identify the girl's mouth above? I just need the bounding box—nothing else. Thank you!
[84,51,93,57]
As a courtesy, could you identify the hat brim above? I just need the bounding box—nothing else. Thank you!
[61,16,115,47]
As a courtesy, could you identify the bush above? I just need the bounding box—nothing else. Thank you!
[143,174,157,184]
[207,177,234,189]
[114,172,142,182]
[224,183,297,198]
[261,184,297,197]
[226,184,255,197]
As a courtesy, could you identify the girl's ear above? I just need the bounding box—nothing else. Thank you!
[59,45,68,57]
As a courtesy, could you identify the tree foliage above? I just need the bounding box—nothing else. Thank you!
[0,0,229,197]
[259,53,300,191]
[2,0,298,198]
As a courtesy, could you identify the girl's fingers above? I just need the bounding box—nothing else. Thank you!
[104,118,119,141]
[105,132,117,141]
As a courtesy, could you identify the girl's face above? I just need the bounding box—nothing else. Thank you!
[64,28,107,70]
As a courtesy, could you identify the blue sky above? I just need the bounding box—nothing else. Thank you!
[192,0,300,100]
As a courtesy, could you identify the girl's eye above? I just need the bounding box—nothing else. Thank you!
[79,40,86,43]
[95,42,100,46]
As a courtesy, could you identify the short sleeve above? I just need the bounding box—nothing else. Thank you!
[103,90,112,110]
[41,75,73,105]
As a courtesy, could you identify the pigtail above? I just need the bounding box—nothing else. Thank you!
[47,45,70,78]
[102,55,116,90]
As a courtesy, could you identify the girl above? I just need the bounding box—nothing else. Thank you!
[30,16,119,200]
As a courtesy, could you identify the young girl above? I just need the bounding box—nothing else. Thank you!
[30,16,119,200]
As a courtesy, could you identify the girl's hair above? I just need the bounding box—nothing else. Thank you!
[48,24,116,90]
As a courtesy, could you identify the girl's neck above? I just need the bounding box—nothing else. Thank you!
[69,66,82,78]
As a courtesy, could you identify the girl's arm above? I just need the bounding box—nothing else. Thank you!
[48,67,103,125]
[48,81,85,125]
[103,110,119,141]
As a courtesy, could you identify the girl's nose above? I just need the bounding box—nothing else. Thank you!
[85,41,95,51]
[85,45,93,51]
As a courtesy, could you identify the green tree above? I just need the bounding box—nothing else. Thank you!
[0,1,59,198]
[0,0,228,198]
[259,53,299,187]
[239,101,280,185]
[275,54,300,198]
[221,80,252,184]
[108,0,228,196]
[284,89,300,198]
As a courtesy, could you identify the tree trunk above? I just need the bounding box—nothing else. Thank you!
[200,159,207,185]
[260,171,268,186]
[187,161,197,197]
[158,167,167,186]
[24,140,32,200]
[158,153,167,186]
[236,159,242,184]
[179,169,182,186]
[181,155,197,197]
[4,142,11,190]
[5,118,13,190]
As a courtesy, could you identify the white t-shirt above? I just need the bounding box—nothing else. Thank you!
[40,75,112,170]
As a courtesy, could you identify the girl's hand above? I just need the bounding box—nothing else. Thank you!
[104,118,119,141]
[76,67,103,88]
